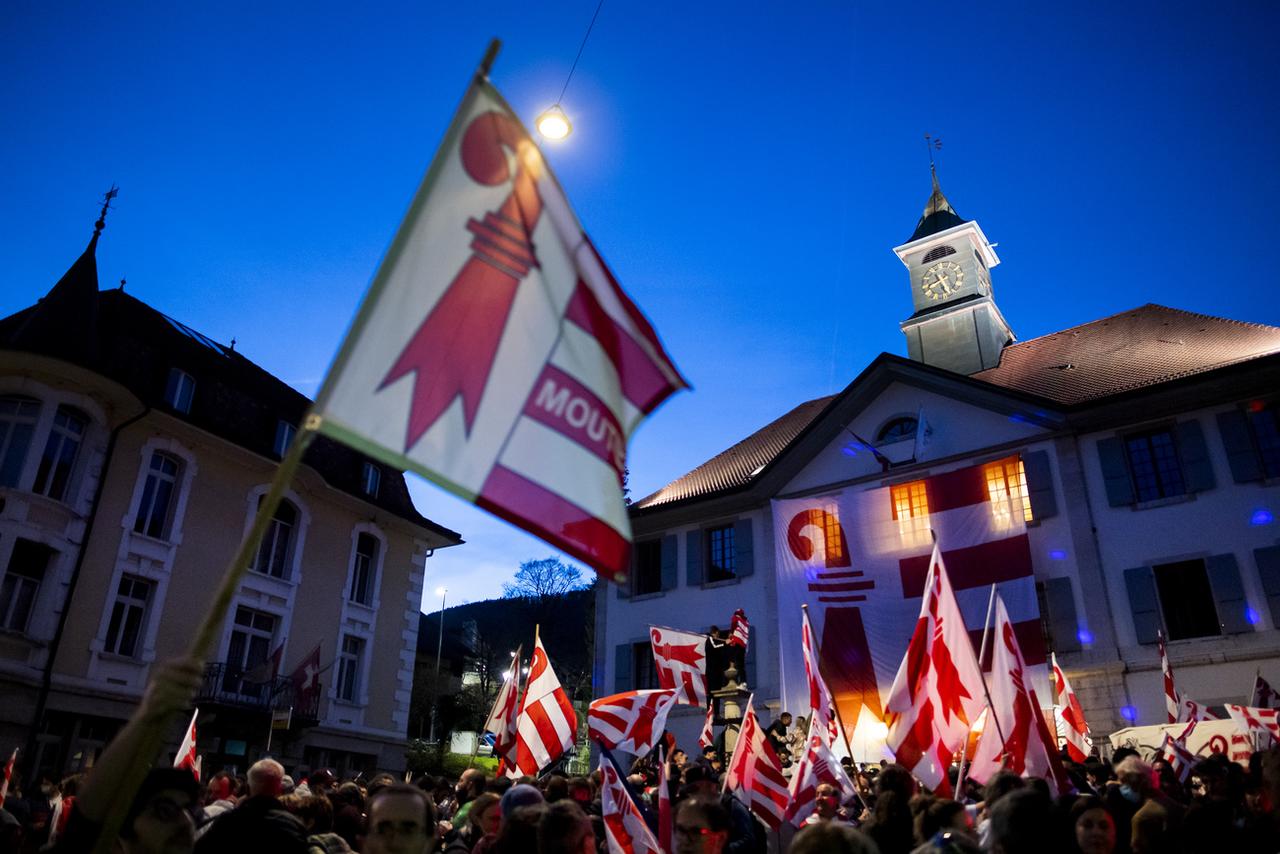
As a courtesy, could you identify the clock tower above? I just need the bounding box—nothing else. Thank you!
[895,168,1014,374]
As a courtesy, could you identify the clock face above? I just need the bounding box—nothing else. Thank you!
[921,261,964,300]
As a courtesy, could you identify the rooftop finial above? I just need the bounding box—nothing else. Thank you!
[94,185,119,237]
[924,134,942,183]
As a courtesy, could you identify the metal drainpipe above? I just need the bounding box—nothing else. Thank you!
[24,404,150,780]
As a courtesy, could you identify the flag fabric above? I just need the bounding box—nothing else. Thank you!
[1157,630,1180,724]
[783,716,856,827]
[600,753,661,854]
[800,607,840,746]
[650,626,708,707]
[0,748,16,800]
[969,595,1035,784]
[483,646,522,767]
[1178,696,1217,723]
[174,709,199,779]
[588,689,679,756]
[698,706,715,750]
[913,406,933,461]
[1025,687,1071,797]
[658,749,673,854]
[1251,673,1278,709]
[723,696,789,830]
[774,456,1045,739]
[1051,652,1093,762]
[290,644,323,710]
[1160,733,1198,784]
[884,543,985,795]
[513,635,578,776]
[193,756,203,783]
[728,609,750,649]
[243,642,285,684]
[1224,704,1280,743]
[310,69,687,585]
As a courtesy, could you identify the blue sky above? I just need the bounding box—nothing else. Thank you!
[4,2,1277,608]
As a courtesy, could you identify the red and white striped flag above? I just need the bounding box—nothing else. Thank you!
[884,543,985,796]
[0,747,16,800]
[588,689,679,756]
[1157,630,1180,724]
[600,753,661,854]
[1160,733,1198,784]
[513,635,577,777]
[483,645,522,768]
[1178,696,1217,723]
[723,696,789,830]
[1051,652,1092,763]
[698,705,715,750]
[1250,673,1278,709]
[1025,686,1072,797]
[800,606,840,746]
[729,609,750,649]
[783,716,856,827]
[658,749,673,854]
[1225,704,1280,743]
[650,626,708,707]
[174,709,199,780]
[969,595,1035,783]
[310,59,687,584]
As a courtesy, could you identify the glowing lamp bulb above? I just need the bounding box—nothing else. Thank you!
[436,586,447,597]
[536,105,572,140]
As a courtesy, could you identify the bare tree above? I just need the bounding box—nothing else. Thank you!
[502,557,588,601]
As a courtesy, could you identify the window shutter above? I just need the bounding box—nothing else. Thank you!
[1043,576,1081,653]
[686,530,704,586]
[1022,450,1057,520]
[744,625,756,690]
[615,643,633,692]
[1177,420,1216,493]
[1253,546,1280,628]
[1216,410,1263,483]
[1124,565,1161,644]
[1205,553,1251,635]
[660,535,678,591]
[1097,438,1135,507]
[734,518,754,578]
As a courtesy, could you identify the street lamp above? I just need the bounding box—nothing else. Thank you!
[428,586,447,744]
[535,105,572,140]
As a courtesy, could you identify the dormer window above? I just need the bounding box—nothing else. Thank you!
[361,462,380,498]
[921,245,956,264]
[274,420,297,458]
[164,369,195,414]
[877,417,918,444]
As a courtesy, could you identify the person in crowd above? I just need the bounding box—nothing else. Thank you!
[1104,755,1181,854]
[536,800,594,854]
[565,777,593,811]
[861,763,916,854]
[481,803,544,854]
[789,716,809,764]
[765,712,792,758]
[194,757,307,853]
[363,783,437,854]
[1070,794,1117,854]
[675,797,731,854]
[197,771,238,830]
[803,782,848,826]
[912,796,970,843]
[543,775,569,804]
[787,821,879,854]
[295,769,336,799]
[681,764,763,854]
[450,769,488,828]
[442,790,498,853]
[279,792,349,853]
[987,787,1052,854]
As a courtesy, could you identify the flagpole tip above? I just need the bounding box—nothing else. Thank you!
[479,39,502,79]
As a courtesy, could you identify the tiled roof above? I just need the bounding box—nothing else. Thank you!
[973,304,1280,405]
[634,395,835,509]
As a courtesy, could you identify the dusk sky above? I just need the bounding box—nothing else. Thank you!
[5,2,1277,610]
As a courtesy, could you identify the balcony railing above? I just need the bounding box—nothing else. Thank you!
[196,662,320,723]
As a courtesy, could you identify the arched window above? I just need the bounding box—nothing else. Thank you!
[253,499,298,579]
[133,452,182,539]
[922,245,956,263]
[0,395,40,488]
[33,405,88,501]
[877,417,918,444]
[349,533,378,605]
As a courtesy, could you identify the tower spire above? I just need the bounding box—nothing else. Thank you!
[91,185,119,246]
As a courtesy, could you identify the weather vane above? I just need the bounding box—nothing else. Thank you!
[924,134,943,174]
[94,185,120,236]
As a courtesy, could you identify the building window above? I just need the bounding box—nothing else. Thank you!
[164,368,196,414]
[877,417,918,444]
[0,540,53,633]
[1153,559,1220,640]
[891,480,931,546]
[632,641,659,690]
[349,533,378,606]
[32,405,87,501]
[922,245,956,263]
[224,606,277,694]
[985,458,1033,527]
[706,524,736,583]
[1124,429,1186,502]
[1247,405,1280,479]
[274,421,297,458]
[252,499,298,579]
[361,462,380,497]
[336,634,365,702]
[0,395,40,488]
[104,574,152,657]
[633,540,662,595]
[133,452,181,539]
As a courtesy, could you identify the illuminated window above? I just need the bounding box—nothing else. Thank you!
[821,506,846,565]
[890,480,930,546]
[985,458,1033,527]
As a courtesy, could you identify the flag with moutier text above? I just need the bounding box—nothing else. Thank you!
[310,72,686,583]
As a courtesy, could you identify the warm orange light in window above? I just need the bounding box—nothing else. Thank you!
[891,480,931,546]
[985,458,1032,527]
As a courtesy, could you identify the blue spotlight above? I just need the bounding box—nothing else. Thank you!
[1120,705,1138,722]
[1250,508,1274,526]
[1077,628,1094,645]
[1246,607,1261,625]
[1049,550,1068,560]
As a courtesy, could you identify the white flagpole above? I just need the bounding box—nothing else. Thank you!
[954,583,999,800]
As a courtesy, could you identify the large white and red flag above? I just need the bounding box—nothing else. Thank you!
[774,456,1045,740]
[174,709,199,780]
[650,626,708,707]
[698,705,715,750]
[883,543,985,795]
[969,595,1035,784]
[588,689,679,756]
[483,645,522,767]
[0,747,16,800]
[723,696,789,830]
[800,606,840,746]
[1025,686,1072,797]
[513,635,578,777]
[600,753,661,854]
[1157,630,1181,724]
[783,715,856,827]
[1051,652,1093,763]
[729,609,750,649]
[309,58,687,584]
[1225,704,1280,743]
[1251,673,1279,709]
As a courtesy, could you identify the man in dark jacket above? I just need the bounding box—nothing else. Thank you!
[194,758,307,853]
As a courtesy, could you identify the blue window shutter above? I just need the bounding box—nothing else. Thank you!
[744,625,756,690]
[1255,546,1280,628]
[1177,420,1216,493]
[615,643,633,692]
[1098,438,1135,507]
[1124,565,1161,644]
[1217,410,1263,483]
[1023,450,1057,520]
[660,535,678,591]
[1205,553,1251,635]
[734,518,754,578]
[687,529,704,586]
[1044,576,1081,653]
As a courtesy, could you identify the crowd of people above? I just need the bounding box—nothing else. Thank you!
[3,660,1279,853]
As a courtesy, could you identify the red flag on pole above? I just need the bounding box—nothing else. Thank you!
[783,716,856,827]
[1051,652,1093,762]
[698,705,715,751]
[723,696,789,830]
[483,645,522,768]
[728,609,750,649]
[0,748,16,800]
[969,595,1034,783]
[588,689,679,756]
[290,644,323,711]
[600,753,661,854]
[513,635,577,776]
[649,626,708,707]
[1157,630,1180,724]
[800,606,840,746]
[1250,673,1279,709]
[174,709,199,780]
